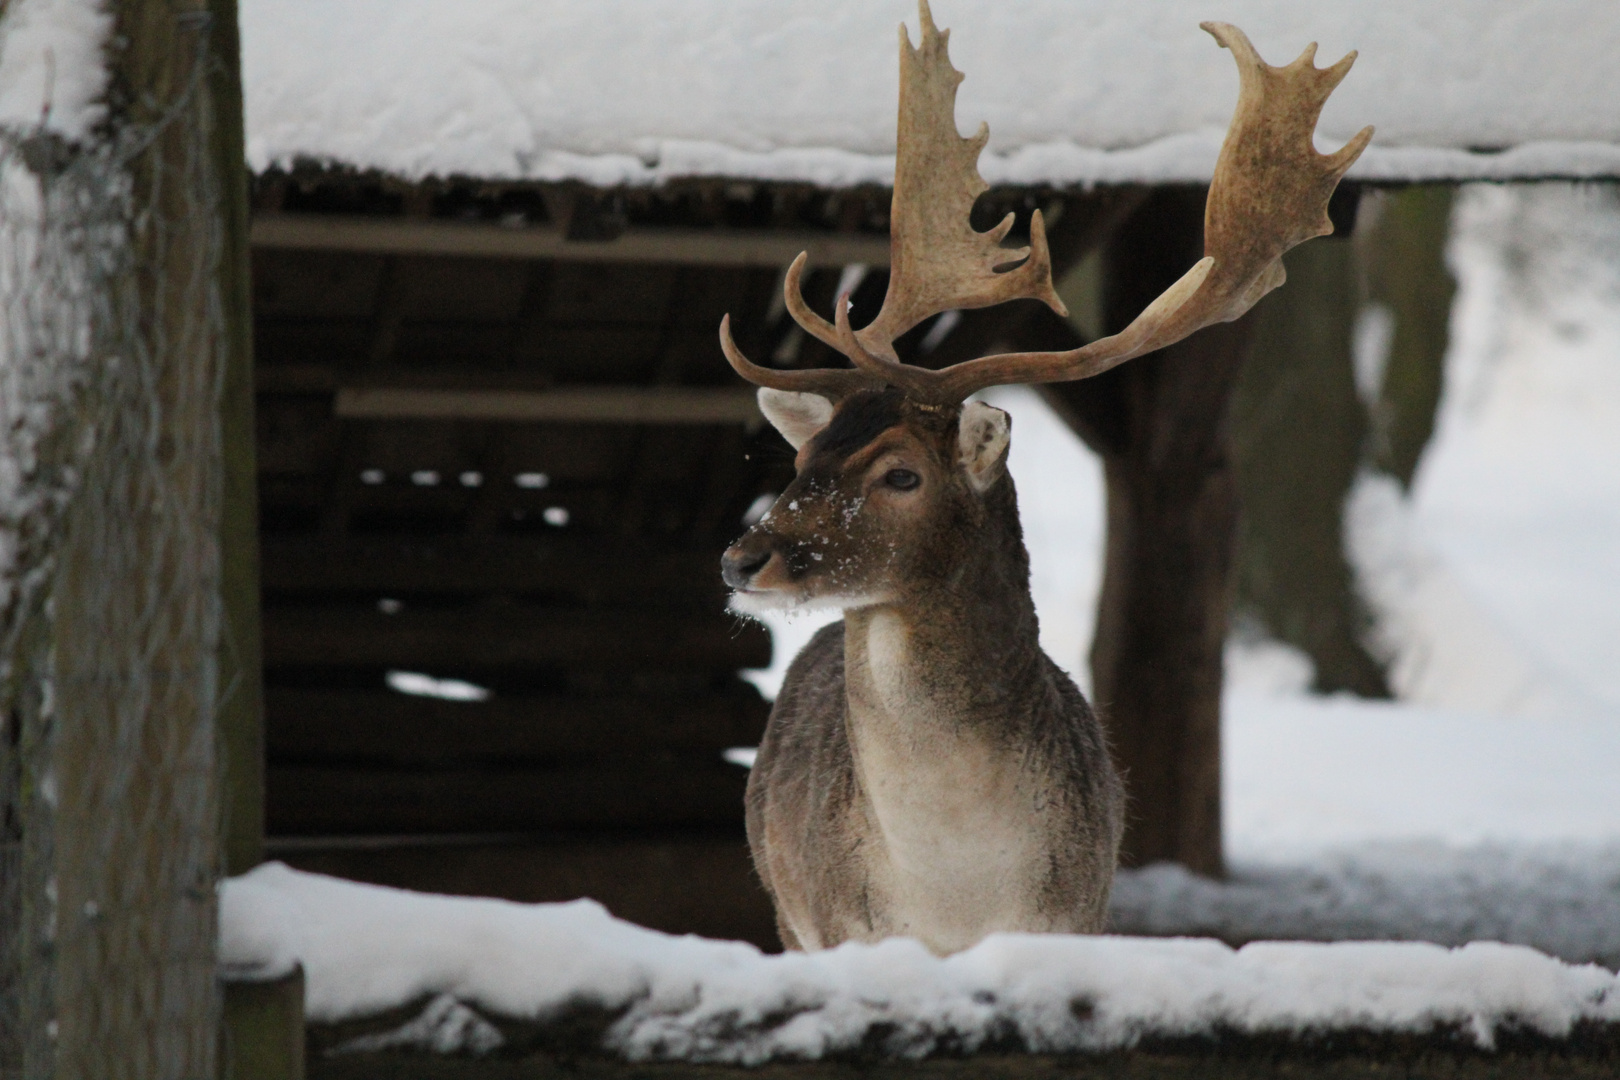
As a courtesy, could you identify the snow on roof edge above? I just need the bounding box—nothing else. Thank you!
[248,136,1620,191]
[221,863,1620,1063]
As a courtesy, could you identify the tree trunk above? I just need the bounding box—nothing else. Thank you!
[1042,188,1254,876]
[1225,186,1454,695]
[1359,186,1456,489]
[1230,238,1390,697]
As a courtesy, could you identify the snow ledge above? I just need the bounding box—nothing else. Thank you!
[222,864,1620,1064]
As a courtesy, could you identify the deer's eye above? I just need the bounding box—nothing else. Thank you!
[884,468,920,491]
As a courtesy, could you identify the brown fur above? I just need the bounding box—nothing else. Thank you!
[725,390,1124,954]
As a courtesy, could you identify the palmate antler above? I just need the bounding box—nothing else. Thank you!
[719,2,1374,407]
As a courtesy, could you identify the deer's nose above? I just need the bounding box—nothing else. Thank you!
[722,545,772,589]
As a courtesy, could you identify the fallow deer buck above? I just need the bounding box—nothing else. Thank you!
[720,2,1370,954]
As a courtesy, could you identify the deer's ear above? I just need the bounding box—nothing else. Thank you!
[758,388,835,450]
[958,401,1011,493]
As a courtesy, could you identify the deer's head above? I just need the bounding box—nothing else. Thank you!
[723,389,1013,614]
[721,1,1370,616]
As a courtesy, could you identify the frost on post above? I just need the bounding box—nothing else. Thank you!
[0,17,228,1079]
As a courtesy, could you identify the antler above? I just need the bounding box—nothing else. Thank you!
[718,312,886,400]
[861,0,1066,353]
[719,0,1066,396]
[721,11,1373,407]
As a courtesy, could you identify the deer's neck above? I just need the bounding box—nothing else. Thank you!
[838,493,1051,949]
[843,484,1043,736]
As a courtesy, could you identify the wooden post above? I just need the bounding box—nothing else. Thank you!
[1042,188,1252,876]
[222,966,306,1080]
[41,1,228,1072]
[206,0,266,880]
[205,0,293,1071]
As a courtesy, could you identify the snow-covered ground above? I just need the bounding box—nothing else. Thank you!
[221,860,1620,1059]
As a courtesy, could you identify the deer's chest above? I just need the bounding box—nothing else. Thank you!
[843,613,1051,952]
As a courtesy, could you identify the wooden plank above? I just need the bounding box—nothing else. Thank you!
[272,833,777,951]
[266,757,749,834]
[333,386,763,426]
[265,686,768,764]
[251,213,892,268]
[261,605,770,670]
[259,536,727,603]
[306,1045,1620,1080]
[250,248,385,318]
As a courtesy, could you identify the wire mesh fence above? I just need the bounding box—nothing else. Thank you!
[0,12,228,1077]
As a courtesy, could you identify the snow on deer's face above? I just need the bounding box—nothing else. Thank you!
[722,388,1009,616]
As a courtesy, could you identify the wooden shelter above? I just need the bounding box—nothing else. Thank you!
[246,176,1142,947]
[236,0,1620,946]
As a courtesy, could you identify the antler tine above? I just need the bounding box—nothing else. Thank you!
[833,289,934,396]
[895,21,1374,404]
[860,0,1068,355]
[781,253,846,355]
[718,314,884,400]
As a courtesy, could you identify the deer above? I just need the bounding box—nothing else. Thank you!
[718,1,1370,955]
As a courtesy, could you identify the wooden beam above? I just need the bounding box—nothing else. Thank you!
[275,834,779,952]
[251,213,892,268]
[266,686,768,764]
[266,757,749,834]
[261,605,770,670]
[259,536,727,603]
[333,385,763,425]
[301,1017,1620,1078]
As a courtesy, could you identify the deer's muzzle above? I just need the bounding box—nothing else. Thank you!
[721,542,774,590]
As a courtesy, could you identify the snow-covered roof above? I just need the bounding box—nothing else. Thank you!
[241,0,1620,188]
